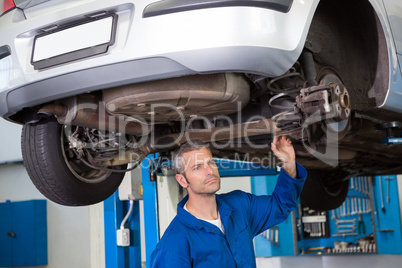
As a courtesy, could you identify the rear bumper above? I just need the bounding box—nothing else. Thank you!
[0,57,194,121]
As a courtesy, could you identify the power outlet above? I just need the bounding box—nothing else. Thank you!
[116,228,130,247]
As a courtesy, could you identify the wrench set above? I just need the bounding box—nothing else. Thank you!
[332,218,357,237]
[331,196,371,219]
[349,176,370,195]
[330,176,372,237]
[301,206,330,238]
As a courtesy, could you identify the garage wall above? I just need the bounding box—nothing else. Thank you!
[0,118,22,164]
[0,162,99,268]
[0,117,106,268]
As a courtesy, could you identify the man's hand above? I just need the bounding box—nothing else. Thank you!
[271,135,297,178]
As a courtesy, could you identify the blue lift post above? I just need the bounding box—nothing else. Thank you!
[104,191,141,268]
[104,192,124,268]
[142,154,160,267]
[104,154,160,268]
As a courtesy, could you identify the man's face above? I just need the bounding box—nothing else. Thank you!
[176,147,221,196]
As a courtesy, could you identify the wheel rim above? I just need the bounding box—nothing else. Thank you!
[319,70,351,141]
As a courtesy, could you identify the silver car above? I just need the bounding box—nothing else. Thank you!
[1,0,401,208]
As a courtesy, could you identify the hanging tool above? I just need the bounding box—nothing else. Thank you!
[365,176,370,196]
[379,176,385,213]
[336,219,356,235]
[350,177,354,189]
[274,226,279,246]
[354,197,358,215]
[385,176,394,203]
[333,231,357,237]
[371,177,380,227]
[331,209,335,220]
[358,197,362,214]
[270,228,274,244]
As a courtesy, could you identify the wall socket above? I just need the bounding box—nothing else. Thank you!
[116,228,130,247]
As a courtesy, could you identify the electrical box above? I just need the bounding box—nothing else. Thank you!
[118,164,143,201]
[0,200,47,267]
[116,228,130,247]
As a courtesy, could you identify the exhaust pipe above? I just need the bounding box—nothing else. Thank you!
[38,95,151,137]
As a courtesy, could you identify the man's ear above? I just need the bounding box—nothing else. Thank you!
[176,174,189,188]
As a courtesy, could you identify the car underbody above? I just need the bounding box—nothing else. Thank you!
[35,65,402,175]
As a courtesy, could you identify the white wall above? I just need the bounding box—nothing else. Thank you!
[89,202,106,268]
[0,162,100,268]
[0,118,22,164]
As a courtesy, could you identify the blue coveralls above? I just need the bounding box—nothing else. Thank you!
[150,163,307,267]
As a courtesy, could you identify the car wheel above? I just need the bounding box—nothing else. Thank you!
[21,119,126,206]
[300,169,349,211]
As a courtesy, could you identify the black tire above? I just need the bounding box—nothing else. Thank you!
[21,119,126,206]
[300,169,349,211]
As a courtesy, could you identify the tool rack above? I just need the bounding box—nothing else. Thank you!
[296,175,402,255]
[297,176,376,255]
[254,175,402,257]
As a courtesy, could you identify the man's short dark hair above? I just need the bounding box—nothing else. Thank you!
[172,140,210,174]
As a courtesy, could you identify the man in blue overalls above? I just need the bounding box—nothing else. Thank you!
[150,135,307,267]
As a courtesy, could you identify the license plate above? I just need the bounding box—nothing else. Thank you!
[32,15,116,70]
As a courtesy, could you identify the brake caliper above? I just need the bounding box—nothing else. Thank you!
[295,82,350,123]
[272,82,351,144]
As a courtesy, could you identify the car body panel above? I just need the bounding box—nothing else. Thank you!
[381,0,402,112]
[383,0,402,59]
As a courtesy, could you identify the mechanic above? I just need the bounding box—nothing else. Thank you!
[149,135,307,267]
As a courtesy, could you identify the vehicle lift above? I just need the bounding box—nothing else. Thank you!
[376,121,402,145]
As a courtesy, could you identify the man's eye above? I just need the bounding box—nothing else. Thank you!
[209,161,217,166]
[193,166,200,171]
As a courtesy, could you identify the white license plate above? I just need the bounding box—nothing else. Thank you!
[32,15,115,69]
